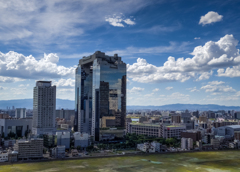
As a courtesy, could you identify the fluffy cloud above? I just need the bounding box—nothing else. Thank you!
[105,15,124,27]
[0,51,75,80]
[128,87,144,93]
[152,88,159,92]
[0,76,24,83]
[165,87,173,90]
[201,81,236,93]
[217,66,240,77]
[196,71,213,81]
[127,34,240,83]
[123,19,136,25]
[199,11,223,26]
[105,14,135,27]
[187,87,199,92]
[194,37,201,40]
[53,78,75,88]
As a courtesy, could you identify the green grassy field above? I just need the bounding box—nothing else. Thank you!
[1,151,240,172]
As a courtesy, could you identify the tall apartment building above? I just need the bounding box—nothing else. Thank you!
[75,51,126,141]
[15,108,26,118]
[32,81,56,135]
[13,138,43,160]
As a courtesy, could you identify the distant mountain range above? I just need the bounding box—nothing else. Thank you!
[127,104,240,111]
[0,99,240,111]
[0,99,75,109]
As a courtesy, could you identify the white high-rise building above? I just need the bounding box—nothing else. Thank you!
[15,108,26,118]
[32,81,56,135]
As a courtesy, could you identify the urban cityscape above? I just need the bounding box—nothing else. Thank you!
[1,0,240,172]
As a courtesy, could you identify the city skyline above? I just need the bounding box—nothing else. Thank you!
[1,1,240,106]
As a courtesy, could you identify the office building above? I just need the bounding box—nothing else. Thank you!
[56,132,70,149]
[32,81,56,135]
[13,138,43,160]
[181,138,193,150]
[75,51,126,141]
[0,118,32,138]
[181,130,202,142]
[15,108,26,118]
[127,123,186,139]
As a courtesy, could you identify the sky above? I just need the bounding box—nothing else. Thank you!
[1,0,240,106]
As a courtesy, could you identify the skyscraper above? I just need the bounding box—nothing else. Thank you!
[32,81,56,135]
[75,51,126,141]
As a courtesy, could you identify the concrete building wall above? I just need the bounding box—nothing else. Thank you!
[0,119,32,137]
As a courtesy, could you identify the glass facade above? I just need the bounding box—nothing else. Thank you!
[75,51,126,141]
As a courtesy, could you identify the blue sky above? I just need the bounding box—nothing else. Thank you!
[1,0,240,106]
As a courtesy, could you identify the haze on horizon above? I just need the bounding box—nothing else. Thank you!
[0,0,240,106]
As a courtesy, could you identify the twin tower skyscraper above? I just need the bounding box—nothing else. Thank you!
[74,51,126,141]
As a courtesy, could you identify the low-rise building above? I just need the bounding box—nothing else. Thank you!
[199,116,208,123]
[73,132,89,148]
[137,141,161,153]
[234,131,240,140]
[0,113,9,119]
[0,152,8,162]
[8,151,18,162]
[211,138,220,149]
[181,130,202,142]
[56,132,70,149]
[51,145,65,158]
[13,138,43,160]
[181,138,193,150]
[127,123,186,139]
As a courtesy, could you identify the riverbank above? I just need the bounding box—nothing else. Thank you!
[1,150,240,172]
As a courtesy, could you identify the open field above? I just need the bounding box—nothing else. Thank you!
[1,150,240,172]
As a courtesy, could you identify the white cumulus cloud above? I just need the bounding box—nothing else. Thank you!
[127,34,240,83]
[201,81,236,93]
[165,87,173,90]
[105,14,136,27]
[123,18,135,25]
[199,11,223,26]
[0,51,75,80]
[128,87,144,93]
[53,78,75,88]
[152,88,159,92]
